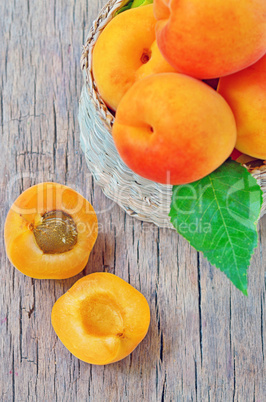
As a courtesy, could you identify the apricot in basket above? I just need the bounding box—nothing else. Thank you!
[154,0,266,79]
[92,4,177,111]
[51,272,150,365]
[113,73,237,185]
[4,182,98,279]
[218,54,266,160]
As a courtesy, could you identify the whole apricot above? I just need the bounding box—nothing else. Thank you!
[4,182,98,279]
[92,4,177,111]
[51,273,150,365]
[113,73,237,185]
[154,0,266,79]
[218,55,266,160]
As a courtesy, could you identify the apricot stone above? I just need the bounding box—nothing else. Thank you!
[113,73,237,184]
[154,0,266,79]
[51,273,150,365]
[4,182,98,279]
[218,55,266,160]
[92,4,177,111]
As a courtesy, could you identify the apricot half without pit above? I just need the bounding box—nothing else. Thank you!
[51,273,150,365]
[4,182,98,279]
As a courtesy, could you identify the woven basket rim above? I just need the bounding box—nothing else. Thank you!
[79,0,266,223]
[80,0,126,128]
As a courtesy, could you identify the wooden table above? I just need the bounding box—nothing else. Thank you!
[1,0,265,400]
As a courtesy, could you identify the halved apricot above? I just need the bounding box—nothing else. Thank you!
[51,273,150,365]
[4,182,98,279]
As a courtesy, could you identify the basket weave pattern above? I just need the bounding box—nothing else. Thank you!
[79,0,266,228]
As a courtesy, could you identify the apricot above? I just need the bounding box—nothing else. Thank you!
[4,182,98,279]
[51,273,150,365]
[113,73,237,184]
[218,55,266,160]
[154,0,266,79]
[92,4,177,111]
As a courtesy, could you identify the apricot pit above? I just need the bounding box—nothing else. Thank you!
[33,210,78,254]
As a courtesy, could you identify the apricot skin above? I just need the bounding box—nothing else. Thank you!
[92,4,177,111]
[154,0,266,79]
[4,183,98,279]
[51,273,150,365]
[113,73,237,185]
[218,55,266,160]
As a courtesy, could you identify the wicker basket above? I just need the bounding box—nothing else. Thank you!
[79,0,266,229]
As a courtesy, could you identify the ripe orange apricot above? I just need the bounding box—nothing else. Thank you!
[4,182,98,279]
[51,273,150,365]
[113,73,237,185]
[154,0,266,79]
[92,4,177,111]
[218,55,266,160]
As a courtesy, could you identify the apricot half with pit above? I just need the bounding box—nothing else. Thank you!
[51,273,150,365]
[4,182,98,279]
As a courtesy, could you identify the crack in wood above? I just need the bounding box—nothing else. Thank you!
[19,297,22,364]
[232,350,236,402]
[194,358,198,401]
[0,85,3,129]
[132,221,135,246]
[113,226,116,275]
[4,113,47,125]
[197,252,203,367]
[128,260,130,285]
[53,102,57,171]
[21,357,37,365]
[261,296,264,361]
[154,289,160,335]
[160,332,163,363]
[28,303,35,319]
[161,372,166,402]
[12,349,15,402]
[36,339,39,378]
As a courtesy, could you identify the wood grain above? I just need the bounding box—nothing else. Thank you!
[0,0,265,400]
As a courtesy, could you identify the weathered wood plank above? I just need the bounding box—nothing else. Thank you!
[0,0,265,401]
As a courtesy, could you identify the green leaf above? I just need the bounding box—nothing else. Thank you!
[116,0,134,15]
[169,160,263,295]
[131,0,153,8]
[116,0,153,15]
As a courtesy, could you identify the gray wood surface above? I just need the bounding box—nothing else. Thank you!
[0,0,265,401]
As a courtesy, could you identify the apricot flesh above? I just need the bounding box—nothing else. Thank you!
[154,0,266,79]
[218,55,266,160]
[113,73,237,185]
[92,4,177,111]
[51,273,150,365]
[4,182,98,279]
